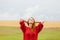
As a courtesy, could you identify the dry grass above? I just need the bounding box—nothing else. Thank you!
[0,20,60,28]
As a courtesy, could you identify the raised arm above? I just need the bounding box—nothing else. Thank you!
[20,18,26,33]
[36,22,43,33]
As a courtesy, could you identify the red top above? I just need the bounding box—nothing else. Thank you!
[20,20,43,40]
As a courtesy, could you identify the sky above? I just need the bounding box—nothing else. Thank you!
[0,0,60,21]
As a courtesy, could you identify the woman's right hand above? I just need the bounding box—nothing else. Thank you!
[20,17,24,22]
[20,19,24,22]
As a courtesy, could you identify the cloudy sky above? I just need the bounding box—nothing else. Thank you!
[0,0,60,21]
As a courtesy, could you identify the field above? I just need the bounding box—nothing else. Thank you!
[0,26,60,40]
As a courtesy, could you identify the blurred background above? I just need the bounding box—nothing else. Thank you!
[0,0,60,40]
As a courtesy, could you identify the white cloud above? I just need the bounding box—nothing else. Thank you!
[0,0,60,21]
[22,5,39,20]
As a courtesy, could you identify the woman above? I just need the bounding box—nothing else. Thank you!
[20,17,43,40]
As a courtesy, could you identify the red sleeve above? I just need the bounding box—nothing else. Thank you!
[36,22,43,33]
[20,20,26,33]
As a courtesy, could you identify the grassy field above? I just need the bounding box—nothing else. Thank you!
[0,26,60,40]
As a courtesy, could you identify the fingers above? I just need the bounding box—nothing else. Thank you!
[20,17,24,22]
[20,17,27,22]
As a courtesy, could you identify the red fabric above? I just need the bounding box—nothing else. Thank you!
[20,20,43,40]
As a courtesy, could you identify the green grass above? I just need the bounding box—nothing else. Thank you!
[0,26,60,40]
